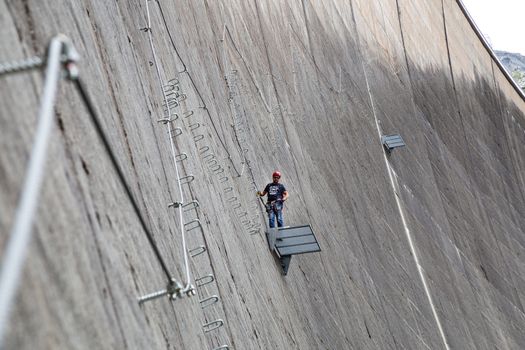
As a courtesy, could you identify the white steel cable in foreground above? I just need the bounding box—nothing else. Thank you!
[0,36,72,347]
[145,0,192,294]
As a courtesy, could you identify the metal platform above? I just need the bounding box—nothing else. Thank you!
[266,225,321,275]
[381,134,405,153]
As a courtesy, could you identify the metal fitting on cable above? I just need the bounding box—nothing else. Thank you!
[0,34,80,79]
[138,278,195,304]
[56,34,80,80]
[166,279,183,300]
[185,285,197,297]
[167,279,195,299]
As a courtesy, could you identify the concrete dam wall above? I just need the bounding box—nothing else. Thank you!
[1,0,525,349]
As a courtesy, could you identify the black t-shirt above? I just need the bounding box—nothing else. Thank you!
[264,183,286,202]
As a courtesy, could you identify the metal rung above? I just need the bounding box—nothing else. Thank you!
[169,127,183,138]
[184,219,201,231]
[189,246,206,257]
[195,274,215,287]
[182,200,199,212]
[207,159,218,166]
[210,164,221,172]
[203,319,224,333]
[194,134,204,142]
[163,98,179,106]
[190,122,200,131]
[167,78,180,86]
[158,116,177,124]
[163,84,179,93]
[180,175,194,184]
[199,295,219,309]
[175,153,187,162]
[165,85,181,94]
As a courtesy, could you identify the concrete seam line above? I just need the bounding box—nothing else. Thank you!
[361,60,451,350]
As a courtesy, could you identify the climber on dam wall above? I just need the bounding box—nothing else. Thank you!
[257,171,289,228]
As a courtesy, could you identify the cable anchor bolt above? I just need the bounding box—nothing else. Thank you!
[137,289,168,304]
[138,278,191,304]
[54,34,80,80]
[167,279,184,300]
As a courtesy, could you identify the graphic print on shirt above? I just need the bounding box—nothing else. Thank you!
[265,183,286,201]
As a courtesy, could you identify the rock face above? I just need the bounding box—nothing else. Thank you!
[1,0,525,349]
[496,50,525,90]
[496,51,525,72]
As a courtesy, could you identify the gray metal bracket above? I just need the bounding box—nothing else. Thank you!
[279,255,292,276]
[266,225,320,275]
[381,134,405,153]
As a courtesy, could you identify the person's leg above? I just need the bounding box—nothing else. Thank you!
[276,203,284,227]
[268,209,275,228]
[277,209,284,227]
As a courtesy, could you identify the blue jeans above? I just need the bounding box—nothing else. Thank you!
[268,201,284,228]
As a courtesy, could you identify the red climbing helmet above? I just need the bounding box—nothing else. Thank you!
[272,171,281,178]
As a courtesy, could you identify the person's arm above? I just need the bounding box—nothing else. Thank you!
[257,184,269,197]
[281,184,288,201]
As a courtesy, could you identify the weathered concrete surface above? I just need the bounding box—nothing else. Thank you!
[1,0,525,349]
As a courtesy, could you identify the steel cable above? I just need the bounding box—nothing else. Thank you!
[145,0,192,293]
[73,78,173,281]
[156,2,264,229]
[0,38,64,348]
[0,56,43,76]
